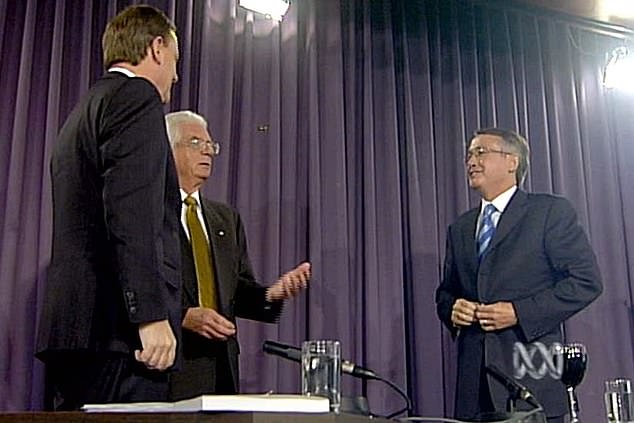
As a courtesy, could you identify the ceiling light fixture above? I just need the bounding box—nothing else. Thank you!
[603,0,634,19]
[239,0,290,21]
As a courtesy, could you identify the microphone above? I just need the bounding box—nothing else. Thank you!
[263,340,412,418]
[262,340,378,379]
[262,340,301,362]
[486,364,541,409]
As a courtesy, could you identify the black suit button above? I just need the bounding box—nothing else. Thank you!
[129,306,137,314]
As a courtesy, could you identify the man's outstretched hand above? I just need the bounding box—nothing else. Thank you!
[266,262,311,302]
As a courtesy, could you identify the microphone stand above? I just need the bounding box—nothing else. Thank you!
[505,386,519,414]
[485,365,546,423]
[262,340,413,418]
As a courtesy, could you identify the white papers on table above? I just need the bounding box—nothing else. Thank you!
[81,394,330,413]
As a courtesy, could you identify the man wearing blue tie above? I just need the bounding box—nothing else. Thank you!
[435,128,602,422]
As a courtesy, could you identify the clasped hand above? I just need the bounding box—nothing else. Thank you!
[451,298,517,331]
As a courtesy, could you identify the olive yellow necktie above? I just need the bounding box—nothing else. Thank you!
[184,195,217,309]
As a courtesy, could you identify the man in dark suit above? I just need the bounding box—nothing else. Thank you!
[435,128,602,422]
[165,110,311,399]
[36,5,182,410]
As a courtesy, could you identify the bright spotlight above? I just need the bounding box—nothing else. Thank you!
[603,46,634,90]
[239,0,290,21]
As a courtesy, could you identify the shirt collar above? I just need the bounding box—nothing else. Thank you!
[180,189,201,206]
[480,185,517,214]
[108,66,136,78]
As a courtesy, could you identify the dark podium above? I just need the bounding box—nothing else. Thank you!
[0,412,391,423]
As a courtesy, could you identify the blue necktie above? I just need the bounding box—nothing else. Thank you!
[477,204,497,259]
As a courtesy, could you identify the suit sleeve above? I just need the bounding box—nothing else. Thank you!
[232,211,283,323]
[99,78,172,324]
[436,226,459,336]
[513,197,603,341]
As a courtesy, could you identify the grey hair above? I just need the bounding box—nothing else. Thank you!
[472,128,530,185]
[165,110,208,146]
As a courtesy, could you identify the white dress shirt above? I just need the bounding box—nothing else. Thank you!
[180,189,210,242]
[475,185,517,238]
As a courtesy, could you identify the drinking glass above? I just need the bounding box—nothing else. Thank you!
[301,340,341,413]
[560,343,588,423]
[605,378,634,423]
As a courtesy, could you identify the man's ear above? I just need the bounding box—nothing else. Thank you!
[508,154,519,174]
[149,36,165,65]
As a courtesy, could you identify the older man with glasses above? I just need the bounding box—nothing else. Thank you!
[165,110,311,399]
[435,128,602,422]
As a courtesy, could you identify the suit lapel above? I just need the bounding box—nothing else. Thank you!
[460,208,480,273]
[178,227,199,306]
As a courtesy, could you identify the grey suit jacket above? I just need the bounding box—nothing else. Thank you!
[436,190,602,419]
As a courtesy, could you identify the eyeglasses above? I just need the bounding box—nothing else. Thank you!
[465,146,512,163]
[181,138,220,156]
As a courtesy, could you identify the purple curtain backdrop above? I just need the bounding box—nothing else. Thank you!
[1,0,633,421]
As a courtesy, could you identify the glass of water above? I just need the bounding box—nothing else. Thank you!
[605,378,634,423]
[301,340,341,413]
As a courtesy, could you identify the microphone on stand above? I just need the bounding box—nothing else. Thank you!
[486,364,542,410]
[262,340,377,379]
[263,340,411,418]
[485,364,547,423]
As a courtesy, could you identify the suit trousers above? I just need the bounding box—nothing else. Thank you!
[169,339,235,400]
[45,351,169,410]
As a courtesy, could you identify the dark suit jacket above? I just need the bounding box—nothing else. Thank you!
[36,72,182,362]
[436,190,602,419]
[169,197,282,399]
